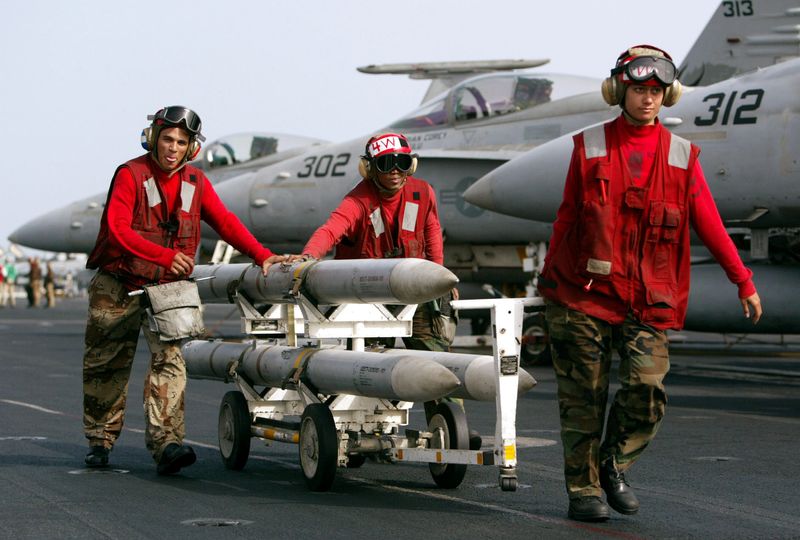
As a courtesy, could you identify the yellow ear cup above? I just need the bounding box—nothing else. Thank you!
[143,126,154,150]
[662,80,683,107]
[601,77,623,106]
[407,156,418,176]
[358,157,371,179]
[188,140,201,161]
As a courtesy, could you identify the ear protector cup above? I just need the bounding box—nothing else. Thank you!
[141,127,153,150]
[601,77,622,106]
[600,77,682,107]
[407,156,418,176]
[187,140,201,160]
[358,157,370,179]
[662,80,682,107]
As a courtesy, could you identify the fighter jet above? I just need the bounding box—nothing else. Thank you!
[8,132,328,254]
[10,1,796,333]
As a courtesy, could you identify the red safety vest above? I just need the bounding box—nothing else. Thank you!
[540,119,700,329]
[334,177,432,260]
[87,155,204,287]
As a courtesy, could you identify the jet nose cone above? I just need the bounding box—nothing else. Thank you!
[9,207,71,251]
[463,133,575,222]
[461,175,496,212]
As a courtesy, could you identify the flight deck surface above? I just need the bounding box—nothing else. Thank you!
[1,299,798,539]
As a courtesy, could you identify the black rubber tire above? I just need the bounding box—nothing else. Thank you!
[428,402,469,489]
[299,404,338,491]
[346,453,367,468]
[218,391,251,470]
[520,313,552,366]
[500,475,518,492]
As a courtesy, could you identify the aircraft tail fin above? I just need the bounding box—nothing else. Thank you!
[357,59,550,104]
[679,0,800,86]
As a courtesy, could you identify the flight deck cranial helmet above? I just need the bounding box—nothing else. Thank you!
[601,45,682,107]
[140,105,207,163]
[358,132,418,180]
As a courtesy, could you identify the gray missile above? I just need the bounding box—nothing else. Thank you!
[190,258,458,305]
[372,348,537,401]
[183,340,461,402]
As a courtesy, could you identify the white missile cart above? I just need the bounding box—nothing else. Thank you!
[186,265,540,492]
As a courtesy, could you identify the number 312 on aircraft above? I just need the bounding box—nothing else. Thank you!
[694,89,764,127]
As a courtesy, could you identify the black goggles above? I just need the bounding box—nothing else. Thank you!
[373,153,414,173]
[611,56,677,85]
[150,106,205,140]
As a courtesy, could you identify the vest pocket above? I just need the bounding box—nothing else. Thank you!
[575,200,615,280]
[646,201,682,244]
[644,286,676,324]
[644,202,682,282]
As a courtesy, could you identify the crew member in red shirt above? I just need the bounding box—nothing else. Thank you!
[302,133,449,350]
[82,106,289,473]
[301,133,479,450]
[539,46,762,521]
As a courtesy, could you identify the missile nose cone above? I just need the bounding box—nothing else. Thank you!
[462,356,538,400]
[391,357,461,402]
[518,369,538,394]
[390,259,459,304]
[463,132,575,222]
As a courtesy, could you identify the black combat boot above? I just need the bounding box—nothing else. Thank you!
[85,445,110,468]
[568,496,610,522]
[600,459,640,515]
[157,443,196,475]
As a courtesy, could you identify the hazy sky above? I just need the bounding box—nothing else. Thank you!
[1,0,719,254]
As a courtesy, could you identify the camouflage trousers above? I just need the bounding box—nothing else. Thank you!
[82,272,188,462]
[545,301,669,499]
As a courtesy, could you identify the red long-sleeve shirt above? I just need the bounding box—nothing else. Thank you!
[106,161,273,269]
[547,117,755,303]
[303,180,444,264]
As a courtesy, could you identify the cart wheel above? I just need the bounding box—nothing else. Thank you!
[346,453,366,468]
[218,391,251,470]
[520,313,551,366]
[500,475,518,492]
[428,402,469,489]
[299,404,338,491]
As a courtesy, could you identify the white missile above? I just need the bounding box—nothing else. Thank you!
[190,258,458,305]
[371,348,537,401]
[183,340,461,402]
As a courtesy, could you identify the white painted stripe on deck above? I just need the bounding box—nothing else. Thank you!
[0,399,64,415]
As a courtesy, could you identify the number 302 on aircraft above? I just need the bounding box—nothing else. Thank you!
[694,89,764,127]
[297,153,352,178]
